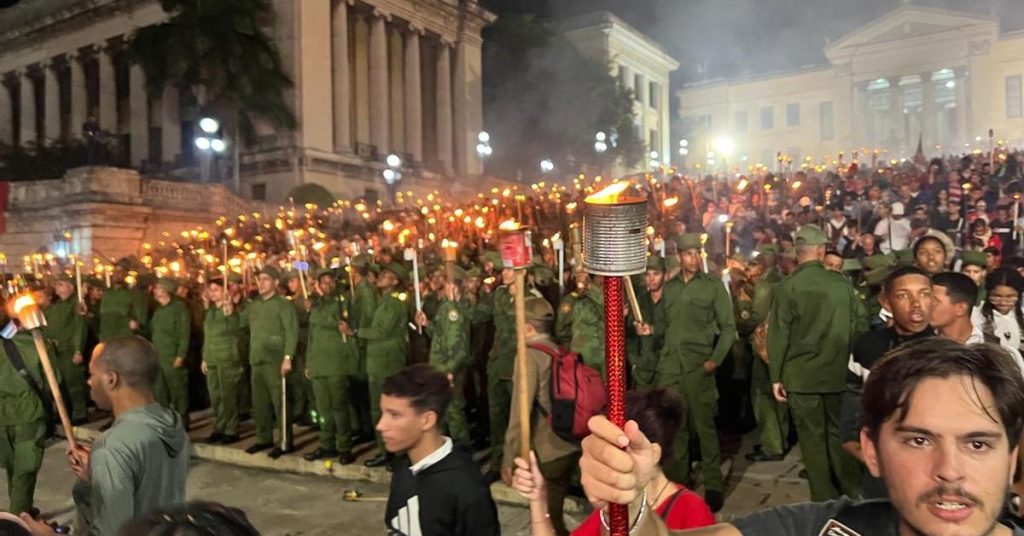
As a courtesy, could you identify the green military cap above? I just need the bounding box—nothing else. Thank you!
[137,272,157,289]
[382,262,409,283]
[367,262,381,275]
[675,233,702,251]
[646,256,666,273]
[54,273,75,284]
[894,249,914,266]
[793,224,828,246]
[465,266,483,279]
[260,265,283,280]
[962,250,988,269]
[316,267,336,279]
[842,258,863,272]
[864,267,892,287]
[350,254,372,268]
[483,250,503,268]
[862,253,896,271]
[156,278,177,293]
[524,295,554,324]
[665,255,680,272]
[756,243,779,255]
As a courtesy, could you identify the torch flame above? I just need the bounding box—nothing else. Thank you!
[499,219,522,231]
[13,293,35,315]
[663,196,679,208]
[585,181,643,205]
[382,220,395,232]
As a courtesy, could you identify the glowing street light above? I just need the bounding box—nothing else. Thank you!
[476,132,493,158]
[386,153,402,168]
[712,137,736,157]
[199,117,220,134]
[540,159,554,173]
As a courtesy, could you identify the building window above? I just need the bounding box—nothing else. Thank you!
[761,106,773,130]
[634,74,645,103]
[649,81,659,109]
[1007,75,1023,119]
[734,110,748,132]
[252,183,267,201]
[820,101,834,141]
[786,103,800,127]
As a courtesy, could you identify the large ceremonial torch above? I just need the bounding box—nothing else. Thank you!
[13,294,78,450]
[552,233,565,294]
[583,181,648,536]
[499,219,532,461]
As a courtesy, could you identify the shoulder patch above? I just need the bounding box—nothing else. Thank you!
[448,309,460,322]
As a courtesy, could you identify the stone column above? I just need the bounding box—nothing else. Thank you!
[955,67,969,146]
[96,44,117,134]
[42,60,61,143]
[435,42,452,174]
[129,63,149,167]
[452,37,483,176]
[353,14,370,145]
[0,80,12,145]
[68,51,87,140]
[887,77,902,149]
[18,69,36,147]
[332,0,351,151]
[920,72,936,149]
[368,13,389,154]
[852,81,867,145]
[159,85,180,166]
[388,28,404,153]
[404,29,422,162]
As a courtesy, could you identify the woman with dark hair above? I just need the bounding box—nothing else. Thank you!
[509,388,714,536]
[116,502,260,536]
[978,267,1024,357]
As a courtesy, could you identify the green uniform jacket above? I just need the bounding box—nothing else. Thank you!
[767,261,867,393]
[571,285,606,372]
[149,299,191,363]
[44,297,86,359]
[243,294,299,365]
[555,291,580,346]
[357,291,409,376]
[489,286,516,379]
[307,292,359,377]
[632,289,664,375]
[426,299,470,374]
[202,306,243,365]
[656,271,737,375]
[352,280,379,338]
[752,269,783,325]
[99,287,148,341]
[0,332,47,425]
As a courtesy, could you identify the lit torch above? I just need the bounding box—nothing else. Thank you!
[499,219,533,462]
[583,181,647,536]
[13,293,78,449]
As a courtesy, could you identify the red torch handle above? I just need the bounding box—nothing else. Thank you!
[603,276,628,536]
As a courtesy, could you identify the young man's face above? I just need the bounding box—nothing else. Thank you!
[377,394,434,454]
[644,269,665,293]
[930,285,961,330]
[257,274,277,296]
[962,265,986,286]
[679,249,701,275]
[915,241,947,275]
[823,253,843,272]
[862,376,1016,536]
[881,274,933,334]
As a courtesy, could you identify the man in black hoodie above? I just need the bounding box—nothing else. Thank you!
[381,364,499,536]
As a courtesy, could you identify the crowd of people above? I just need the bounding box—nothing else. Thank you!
[4,147,1024,535]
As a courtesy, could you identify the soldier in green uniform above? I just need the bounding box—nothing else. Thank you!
[631,258,666,389]
[303,269,359,465]
[488,267,516,458]
[961,250,988,304]
[150,279,191,420]
[200,277,244,444]
[0,323,50,515]
[355,262,410,467]
[641,233,736,512]
[43,276,88,423]
[767,224,866,501]
[242,266,299,458]
[570,279,606,376]
[746,245,790,462]
[348,255,378,442]
[415,266,471,445]
[98,264,148,342]
[554,274,587,346]
[463,265,492,446]
[285,272,312,426]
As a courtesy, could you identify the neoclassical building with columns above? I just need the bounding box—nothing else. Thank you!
[677,4,1024,169]
[0,0,495,202]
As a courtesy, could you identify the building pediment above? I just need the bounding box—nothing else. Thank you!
[825,5,998,63]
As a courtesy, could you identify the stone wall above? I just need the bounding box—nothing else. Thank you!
[0,166,255,261]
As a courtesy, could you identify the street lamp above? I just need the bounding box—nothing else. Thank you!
[649,151,660,170]
[595,131,608,154]
[540,159,554,173]
[712,136,735,176]
[476,131,493,158]
[194,116,226,182]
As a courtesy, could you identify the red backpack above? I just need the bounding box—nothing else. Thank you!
[528,342,608,442]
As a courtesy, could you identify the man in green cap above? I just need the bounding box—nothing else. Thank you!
[200,277,244,444]
[961,250,988,304]
[304,269,359,464]
[0,311,51,515]
[488,266,517,461]
[149,278,192,421]
[355,262,410,467]
[631,257,666,389]
[43,276,88,423]
[639,232,735,512]
[746,244,789,463]
[98,263,148,341]
[242,266,299,458]
[415,267,471,445]
[348,254,379,442]
[768,223,866,501]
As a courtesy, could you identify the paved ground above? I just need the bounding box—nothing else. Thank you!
[2,411,812,534]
